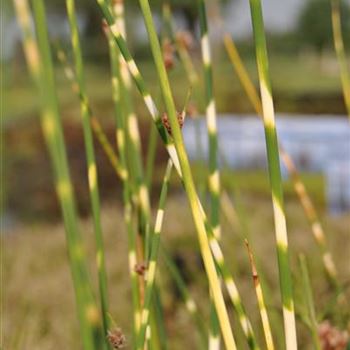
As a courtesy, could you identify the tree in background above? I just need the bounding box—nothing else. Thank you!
[44,0,230,37]
[297,0,350,54]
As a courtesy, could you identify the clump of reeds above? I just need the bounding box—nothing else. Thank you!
[14,0,348,348]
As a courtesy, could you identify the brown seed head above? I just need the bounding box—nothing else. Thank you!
[186,103,198,119]
[176,31,194,50]
[134,262,148,276]
[162,38,175,71]
[107,328,126,349]
[164,53,174,70]
[161,111,184,136]
[318,320,349,350]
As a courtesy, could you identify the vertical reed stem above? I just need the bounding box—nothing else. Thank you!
[106,15,142,337]
[197,1,221,348]
[136,160,172,350]
[136,0,236,347]
[224,33,339,285]
[96,2,258,348]
[17,0,103,347]
[249,1,297,348]
[65,0,109,338]
[331,0,350,118]
[245,240,275,350]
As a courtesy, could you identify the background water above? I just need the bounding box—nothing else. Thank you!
[183,114,350,214]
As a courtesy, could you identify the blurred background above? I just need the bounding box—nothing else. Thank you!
[2,0,350,348]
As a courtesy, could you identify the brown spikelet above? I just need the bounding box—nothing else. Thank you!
[107,328,126,349]
[187,103,198,119]
[162,38,175,70]
[176,30,194,50]
[318,321,349,350]
[134,262,148,276]
[161,111,184,136]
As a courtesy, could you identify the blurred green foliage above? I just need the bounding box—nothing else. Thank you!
[44,0,230,35]
[297,0,350,53]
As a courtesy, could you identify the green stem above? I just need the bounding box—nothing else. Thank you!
[18,0,103,347]
[136,0,236,347]
[112,0,151,259]
[331,0,350,118]
[146,121,158,190]
[106,14,141,338]
[249,1,297,348]
[96,2,259,348]
[65,0,109,339]
[197,1,221,348]
[136,160,172,350]
[245,240,275,350]
[224,32,339,286]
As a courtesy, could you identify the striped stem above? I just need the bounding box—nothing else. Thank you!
[331,0,350,118]
[207,232,260,350]
[223,35,263,116]
[112,0,151,256]
[106,17,142,336]
[248,1,297,349]
[145,121,158,190]
[90,116,126,180]
[135,0,237,347]
[16,0,103,347]
[197,1,221,348]
[137,96,190,349]
[224,33,339,284]
[96,2,263,348]
[136,160,172,350]
[55,47,126,181]
[198,0,221,240]
[140,1,258,348]
[65,0,109,337]
[279,151,338,282]
[245,240,275,350]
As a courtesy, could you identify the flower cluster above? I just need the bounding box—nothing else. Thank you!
[318,321,349,350]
